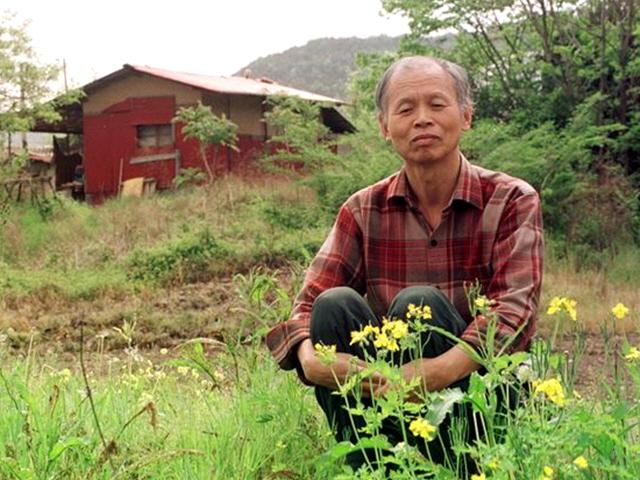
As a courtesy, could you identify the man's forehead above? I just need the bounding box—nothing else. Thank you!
[387,61,456,97]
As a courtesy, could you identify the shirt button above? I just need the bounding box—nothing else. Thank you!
[430,239,438,247]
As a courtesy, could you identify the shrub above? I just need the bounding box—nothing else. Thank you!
[127,229,229,285]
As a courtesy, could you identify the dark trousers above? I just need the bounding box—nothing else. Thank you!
[310,285,479,472]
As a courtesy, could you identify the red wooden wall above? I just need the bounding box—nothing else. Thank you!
[83,95,267,202]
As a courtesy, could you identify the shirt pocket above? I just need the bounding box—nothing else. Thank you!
[451,263,493,319]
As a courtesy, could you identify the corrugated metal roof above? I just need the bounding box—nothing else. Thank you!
[126,64,345,104]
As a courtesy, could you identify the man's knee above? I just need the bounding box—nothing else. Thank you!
[313,286,362,313]
[389,284,466,336]
[311,287,370,344]
[393,285,447,308]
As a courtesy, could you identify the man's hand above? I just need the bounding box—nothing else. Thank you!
[392,346,481,400]
[296,339,388,397]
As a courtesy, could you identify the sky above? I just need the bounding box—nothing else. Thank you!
[4,0,409,89]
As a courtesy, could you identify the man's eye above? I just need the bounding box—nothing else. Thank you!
[397,106,412,114]
[432,103,446,109]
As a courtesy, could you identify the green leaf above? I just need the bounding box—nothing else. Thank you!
[426,388,464,426]
[47,437,85,462]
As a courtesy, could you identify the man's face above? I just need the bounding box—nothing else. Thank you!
[378,62,472,167]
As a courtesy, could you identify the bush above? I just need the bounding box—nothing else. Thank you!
[127,229,229,285]
[462,119,637,255]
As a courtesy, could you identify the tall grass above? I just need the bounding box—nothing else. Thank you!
[0,177,326,300]
[0,340,336,479]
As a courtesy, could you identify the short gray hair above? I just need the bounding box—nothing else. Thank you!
[374,56,473,114]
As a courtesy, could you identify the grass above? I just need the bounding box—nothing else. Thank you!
[1,176,640,478]
[0,342,335,479]
[0,176,326,300]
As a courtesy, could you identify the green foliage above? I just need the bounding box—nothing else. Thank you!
[173,167,207,189]
[263,95,336,174]
[172,102,238,182]
[462,118,636,257]
[173,102,238,151]
[305,119,401,215]
[263,96,400,215]
[0,11,83,148]
[0,346,336,479]
[381,0,640,176]
[127,229,229,285]
[255,196,326,231]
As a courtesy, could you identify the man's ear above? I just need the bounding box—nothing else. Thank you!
[378,112,390,140]
[461,104,473,131]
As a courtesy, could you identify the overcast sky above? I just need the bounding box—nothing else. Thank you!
[4,0,409,89]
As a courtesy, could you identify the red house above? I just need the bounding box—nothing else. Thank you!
[39,64,354,202]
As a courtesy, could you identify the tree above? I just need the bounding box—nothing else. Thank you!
[0,10,81,163]
[381,0,640,175]
[172,102,238,183]
[263,95,336,175]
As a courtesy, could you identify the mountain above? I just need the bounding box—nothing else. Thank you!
[235,36,402,101]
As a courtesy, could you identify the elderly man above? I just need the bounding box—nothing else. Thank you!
[266,56,543,470]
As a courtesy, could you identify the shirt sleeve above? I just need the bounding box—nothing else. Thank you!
[265,203,366,371]
[460,191,544,353]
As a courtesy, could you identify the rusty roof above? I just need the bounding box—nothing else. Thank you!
[33,64,355,134]
[84,64,346,105]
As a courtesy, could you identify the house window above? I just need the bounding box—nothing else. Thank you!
[136,124,173,148]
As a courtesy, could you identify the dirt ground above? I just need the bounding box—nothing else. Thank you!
[1,277,637,398]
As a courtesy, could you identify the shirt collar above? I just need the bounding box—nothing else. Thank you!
[386,154,484,210]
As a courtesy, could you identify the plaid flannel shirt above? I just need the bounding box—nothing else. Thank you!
[266,156,543,371]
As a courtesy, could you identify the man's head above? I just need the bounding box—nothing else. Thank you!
[375,56,473,167]
[375,56,473,115]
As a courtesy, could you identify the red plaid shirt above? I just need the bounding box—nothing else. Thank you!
[266,156,543,371]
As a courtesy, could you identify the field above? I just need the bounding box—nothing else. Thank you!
[1,178,639,479]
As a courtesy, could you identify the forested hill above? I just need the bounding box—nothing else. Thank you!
[235,36,401,100]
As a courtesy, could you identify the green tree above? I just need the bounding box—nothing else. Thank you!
[263,95,336,175]
[172,102,238,182]
[381,0,640,174]
[0,10,81,164]
[263,95,400,215]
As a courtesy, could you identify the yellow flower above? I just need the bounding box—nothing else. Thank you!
[406,303,432,321]
[471,474,486,480]
[373,332,399,351]
[547,296,564,315]
[349,330,369,346]
[533,377,566,406]
[546,296,577,321]
[138,391,154,408]
[389,320,409,339]
[573,455,588,469]
[474,295,494,311]
[54,368,72,384]
[362,325,380,336]
[564,299,577,321]
[487,459,499,470]
[538,465,555,479]
[409,418,436,441]
[314,343,337,364]
[381,318,409,339]
[160,348,169,355]
[612,303,629,320]
[624,346,640,361]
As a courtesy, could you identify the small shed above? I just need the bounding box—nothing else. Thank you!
[35,64,354,202]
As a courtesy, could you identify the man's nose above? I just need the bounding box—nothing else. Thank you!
[413,105,433,126]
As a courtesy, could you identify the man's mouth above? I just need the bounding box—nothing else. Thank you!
[411,134,439,145]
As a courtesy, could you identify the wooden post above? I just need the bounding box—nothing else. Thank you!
[118,157,124,196]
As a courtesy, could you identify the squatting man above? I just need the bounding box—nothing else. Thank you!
[266,55,543,471]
